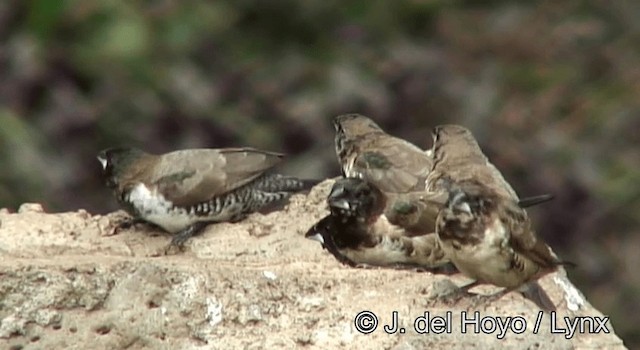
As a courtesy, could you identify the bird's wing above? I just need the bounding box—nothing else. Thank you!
[384,191,448,236]
[505,202,561,269]
[353,137,432,193]
[150,148,284,206]
[407,233,455,270]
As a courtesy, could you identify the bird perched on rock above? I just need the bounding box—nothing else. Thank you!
[426,124,568,310]
[333,113,433,193]
[98,147,317,251]
[305,177,455,273]
[305,177,553,270]
[435,180,571,311]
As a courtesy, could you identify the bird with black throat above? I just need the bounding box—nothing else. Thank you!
[425,124,570,311]
[305,177,456,274]
[97,146,319,253]
[333,113,434,193]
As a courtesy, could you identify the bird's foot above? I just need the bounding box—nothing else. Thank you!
[163,242,186,255]
[111,217,150,235]
[429,280,480,307]
[353,263,379,269]
[437,288,477,307]
[429,262,459,275]
[163,222,210,255]
[466,290,509,311]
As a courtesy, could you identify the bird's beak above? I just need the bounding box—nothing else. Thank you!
[458,202,472,214]
[447,189,472,214]
[97,156,108,171]
[328,184,351,210]
[328,198,351,211]
[328,183,346,199]
[306,232,325,245]
[431,128,439,143]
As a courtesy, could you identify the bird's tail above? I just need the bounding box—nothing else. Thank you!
[518,194,554,208]
[519,281,556,311]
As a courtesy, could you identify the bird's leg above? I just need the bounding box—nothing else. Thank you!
[164,221,211,254]
[436,280,481,306]
[436,280,511,310]
[459,280,481,293]
[228,213,248,224]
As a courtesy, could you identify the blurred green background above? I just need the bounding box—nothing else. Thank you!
[1,0,638,346]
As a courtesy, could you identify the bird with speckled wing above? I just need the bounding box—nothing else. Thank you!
[426,124,571,311]
[97,147,318,253]
[305,177,456,273]
[333,114,434,193]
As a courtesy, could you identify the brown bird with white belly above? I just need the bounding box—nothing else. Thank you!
[426,124,569,311]
[98,147,317,252]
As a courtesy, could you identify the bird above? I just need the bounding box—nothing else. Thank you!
[434,180,572,311]
[97,146,317,251]
[306,176,552,264]
[333,113,433,193]
[425,124,570,310]
[305,177,456,273]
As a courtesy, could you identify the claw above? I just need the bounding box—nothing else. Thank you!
[163,221,211,255]
[438,289,476,307]
[354,263,378,269]
[163,242,186,256]
[431,280,482,307]
[113,217,144,234]
[112,217,159,235]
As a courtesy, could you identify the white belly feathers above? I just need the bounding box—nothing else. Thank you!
[126,183,206,233]
[441,216,518,286]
